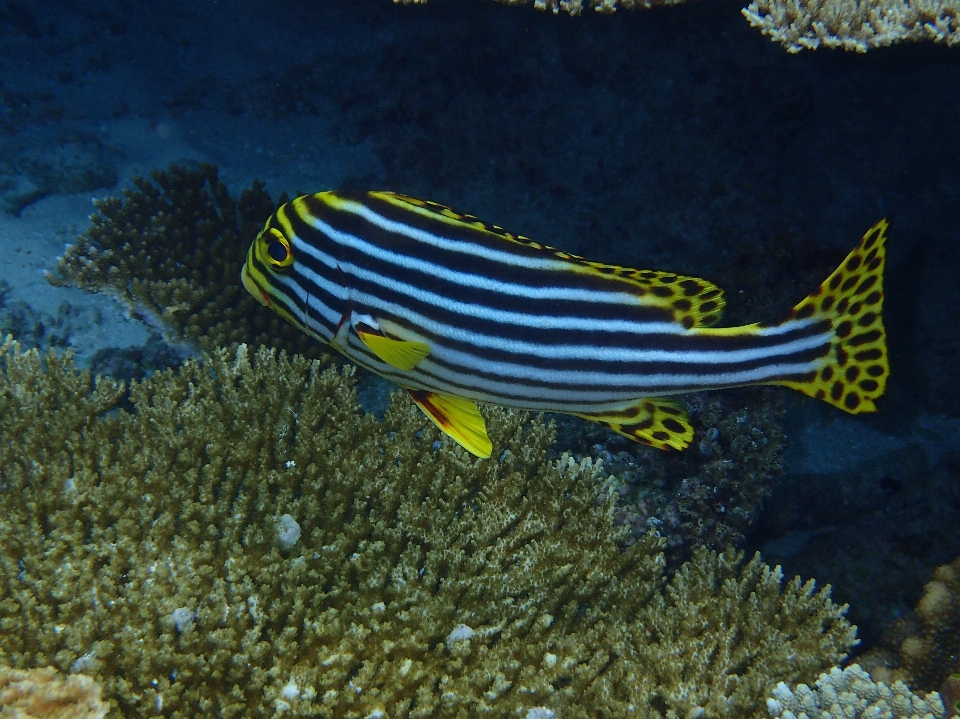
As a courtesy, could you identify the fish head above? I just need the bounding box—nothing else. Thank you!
[242,220,295,309]
[240,215,321,341]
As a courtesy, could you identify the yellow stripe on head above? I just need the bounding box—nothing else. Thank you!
[242,214,307,332]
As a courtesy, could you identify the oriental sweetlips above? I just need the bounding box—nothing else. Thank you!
[242,191,888,458]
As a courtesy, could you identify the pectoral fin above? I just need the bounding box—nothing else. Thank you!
[575,398,693,451]
[407,390,492,458]
[356,327,430,371]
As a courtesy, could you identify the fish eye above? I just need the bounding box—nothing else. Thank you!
[267,239,288,263]
[262,227,293,268]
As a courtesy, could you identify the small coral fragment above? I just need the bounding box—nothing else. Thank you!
[0,666,108,719]
[276,513,302,547]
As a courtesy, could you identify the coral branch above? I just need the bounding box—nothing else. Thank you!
[0,337,856,718]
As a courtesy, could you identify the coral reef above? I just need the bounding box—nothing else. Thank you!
[863,556,960,692]
[396,0,959,52]
[766,665,945,719]
[49,163,318,358]
[556,386,785,565]
[393,0,688,14]
[742,0,960,52]
[493,0,686,14]
[0,666,108,719]
[0,337,856,718]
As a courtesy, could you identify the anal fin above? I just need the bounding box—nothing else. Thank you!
[407,390,492,458]
[574,398,693,451]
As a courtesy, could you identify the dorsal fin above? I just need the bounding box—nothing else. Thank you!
[372,191,725,328]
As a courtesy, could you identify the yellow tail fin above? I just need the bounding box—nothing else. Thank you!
[772,219,889,413]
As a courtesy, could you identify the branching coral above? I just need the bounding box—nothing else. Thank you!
[395,0,960,51]
[49,163,317,357]
[742,0,960,52]
[496,0,686,14]
[0,337,856,718]
[395,0,685,13]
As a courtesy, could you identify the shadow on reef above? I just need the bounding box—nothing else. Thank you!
[551,386,785,569]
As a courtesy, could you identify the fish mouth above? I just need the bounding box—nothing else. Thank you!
[241,262,269,307]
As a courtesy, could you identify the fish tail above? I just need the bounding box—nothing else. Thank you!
[770,219,889,413]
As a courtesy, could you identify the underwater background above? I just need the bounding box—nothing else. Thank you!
[1,0,959,716]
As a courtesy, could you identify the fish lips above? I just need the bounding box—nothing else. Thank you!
[241,262,269,307]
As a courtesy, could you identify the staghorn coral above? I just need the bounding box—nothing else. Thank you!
[0,337,856,718]
[765,664,945,719]
[49,163,317,358]
[0,666,108,719]
[742,0,960,52]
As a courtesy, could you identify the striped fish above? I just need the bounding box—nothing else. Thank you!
[242,191,888,458]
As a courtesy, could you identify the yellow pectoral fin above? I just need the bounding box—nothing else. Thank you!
[357,329,430,371]
[575,398,694,451]
[407,390,492,458]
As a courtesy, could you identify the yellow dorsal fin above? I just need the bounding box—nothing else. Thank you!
[407,390,492,458]
[356,328,430,371]
[770,219,889,414]
[569,264,726,328]
[371,191,725,328]
[574,398,694,451]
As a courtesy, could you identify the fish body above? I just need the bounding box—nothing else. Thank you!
[242,191,888,457]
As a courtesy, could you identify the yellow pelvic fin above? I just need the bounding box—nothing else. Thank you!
[371,191,725,329]
[407,390,493,458]
[771,219,889,414]
[574,398,694,451]
[356,328,430,371]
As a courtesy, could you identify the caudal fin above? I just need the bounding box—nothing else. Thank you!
[772,220,889,413]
